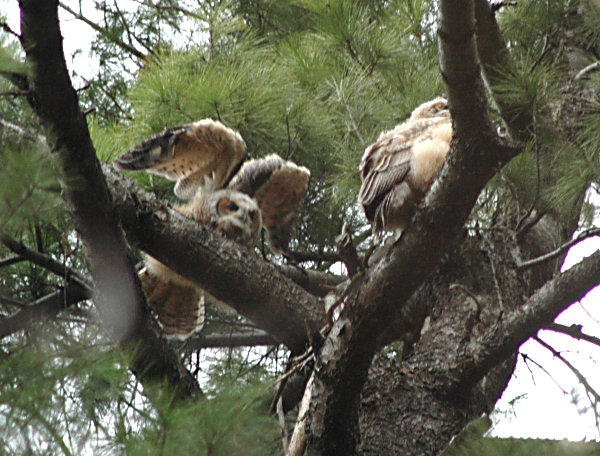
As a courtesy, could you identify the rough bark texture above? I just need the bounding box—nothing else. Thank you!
[8,1,600,455]
[18,0,200,401]
[103,164,325,355]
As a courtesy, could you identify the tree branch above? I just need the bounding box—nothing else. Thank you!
[102,163,325,355]
[183,330,277,352]
[517,228,600,270]
[534,335,600,405]
[18,0,199,401]
[0,280,91,339]
[58,2,148,62]
[474,0,534,140]
[0,232,88,284]
[460,249,600,387]
[544,322,600,347]
[307,1,521,453]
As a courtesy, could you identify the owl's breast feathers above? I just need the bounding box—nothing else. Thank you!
[359,100,452,233]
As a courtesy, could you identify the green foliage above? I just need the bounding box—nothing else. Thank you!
[121,382,277,456]
[0,325,279,456]
[446,436,600,456]
[4,0,600,454]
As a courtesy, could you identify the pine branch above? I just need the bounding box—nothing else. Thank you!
[461,248,600,387]
[58,2,148,62]
[183,330,277,352]
[0,281,91,339]
[0,232,88,284]
[517,227,600,270]
[534,335,600,405]
[0,256,24,269]
[474,0,534,141]
[19,0,200,401]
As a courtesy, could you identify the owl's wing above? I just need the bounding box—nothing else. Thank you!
[359,117,452,231]
[358,125,414,224]
[228,154,310,253]
[114,119,247,199]
[139,261,205,340]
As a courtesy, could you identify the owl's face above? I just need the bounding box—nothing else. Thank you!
[208,189,262,246]
[408,97,449,121]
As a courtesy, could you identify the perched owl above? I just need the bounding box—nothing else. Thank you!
[115,119,310,339]
[228,155,310,253]
[359,97,452,234]
[139,190,261,339]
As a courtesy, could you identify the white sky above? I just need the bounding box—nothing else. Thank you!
[2,0,600,443]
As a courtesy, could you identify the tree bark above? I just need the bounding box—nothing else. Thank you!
[18,0,200,401]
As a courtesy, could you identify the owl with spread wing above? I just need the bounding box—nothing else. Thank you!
[359,97,452,234]
[115,119,310,339]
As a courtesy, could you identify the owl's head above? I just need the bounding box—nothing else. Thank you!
[408,97,449,121]
[208,189,262,246]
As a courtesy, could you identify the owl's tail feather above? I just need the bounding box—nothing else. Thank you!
[114,125,189,171]
[139,267,205,340]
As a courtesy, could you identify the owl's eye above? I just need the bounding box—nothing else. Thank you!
[217,198,239,215]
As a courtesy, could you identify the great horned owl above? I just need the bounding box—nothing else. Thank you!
[140,189,261,339]
[359,97,452,234]
[115,119,310,339]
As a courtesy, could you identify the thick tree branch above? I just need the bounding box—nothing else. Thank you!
[102,164,324,355]
[307,2,521,453]
[460,249,600,387]
[18,0,199,401]
[184,330,277,351]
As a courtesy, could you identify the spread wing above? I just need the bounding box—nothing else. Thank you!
[139,263,205,340]
[114,119,247,199]
[228,154,310,253]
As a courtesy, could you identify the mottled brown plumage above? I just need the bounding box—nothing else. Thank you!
[228,155,310,253]
[359,97,452,233]
[115,119,247,198]
[115,120,310,338]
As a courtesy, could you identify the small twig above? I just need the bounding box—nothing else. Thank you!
[0,232,87,284]
[534,336,600,407]
[0,21,21,40]
[543,323,600,348]
[574,61,600,82]
[0,256,24,269]
[521,351,569,395]
[518,227,600,270]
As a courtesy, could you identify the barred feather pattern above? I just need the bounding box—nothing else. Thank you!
[359,98,452,233]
